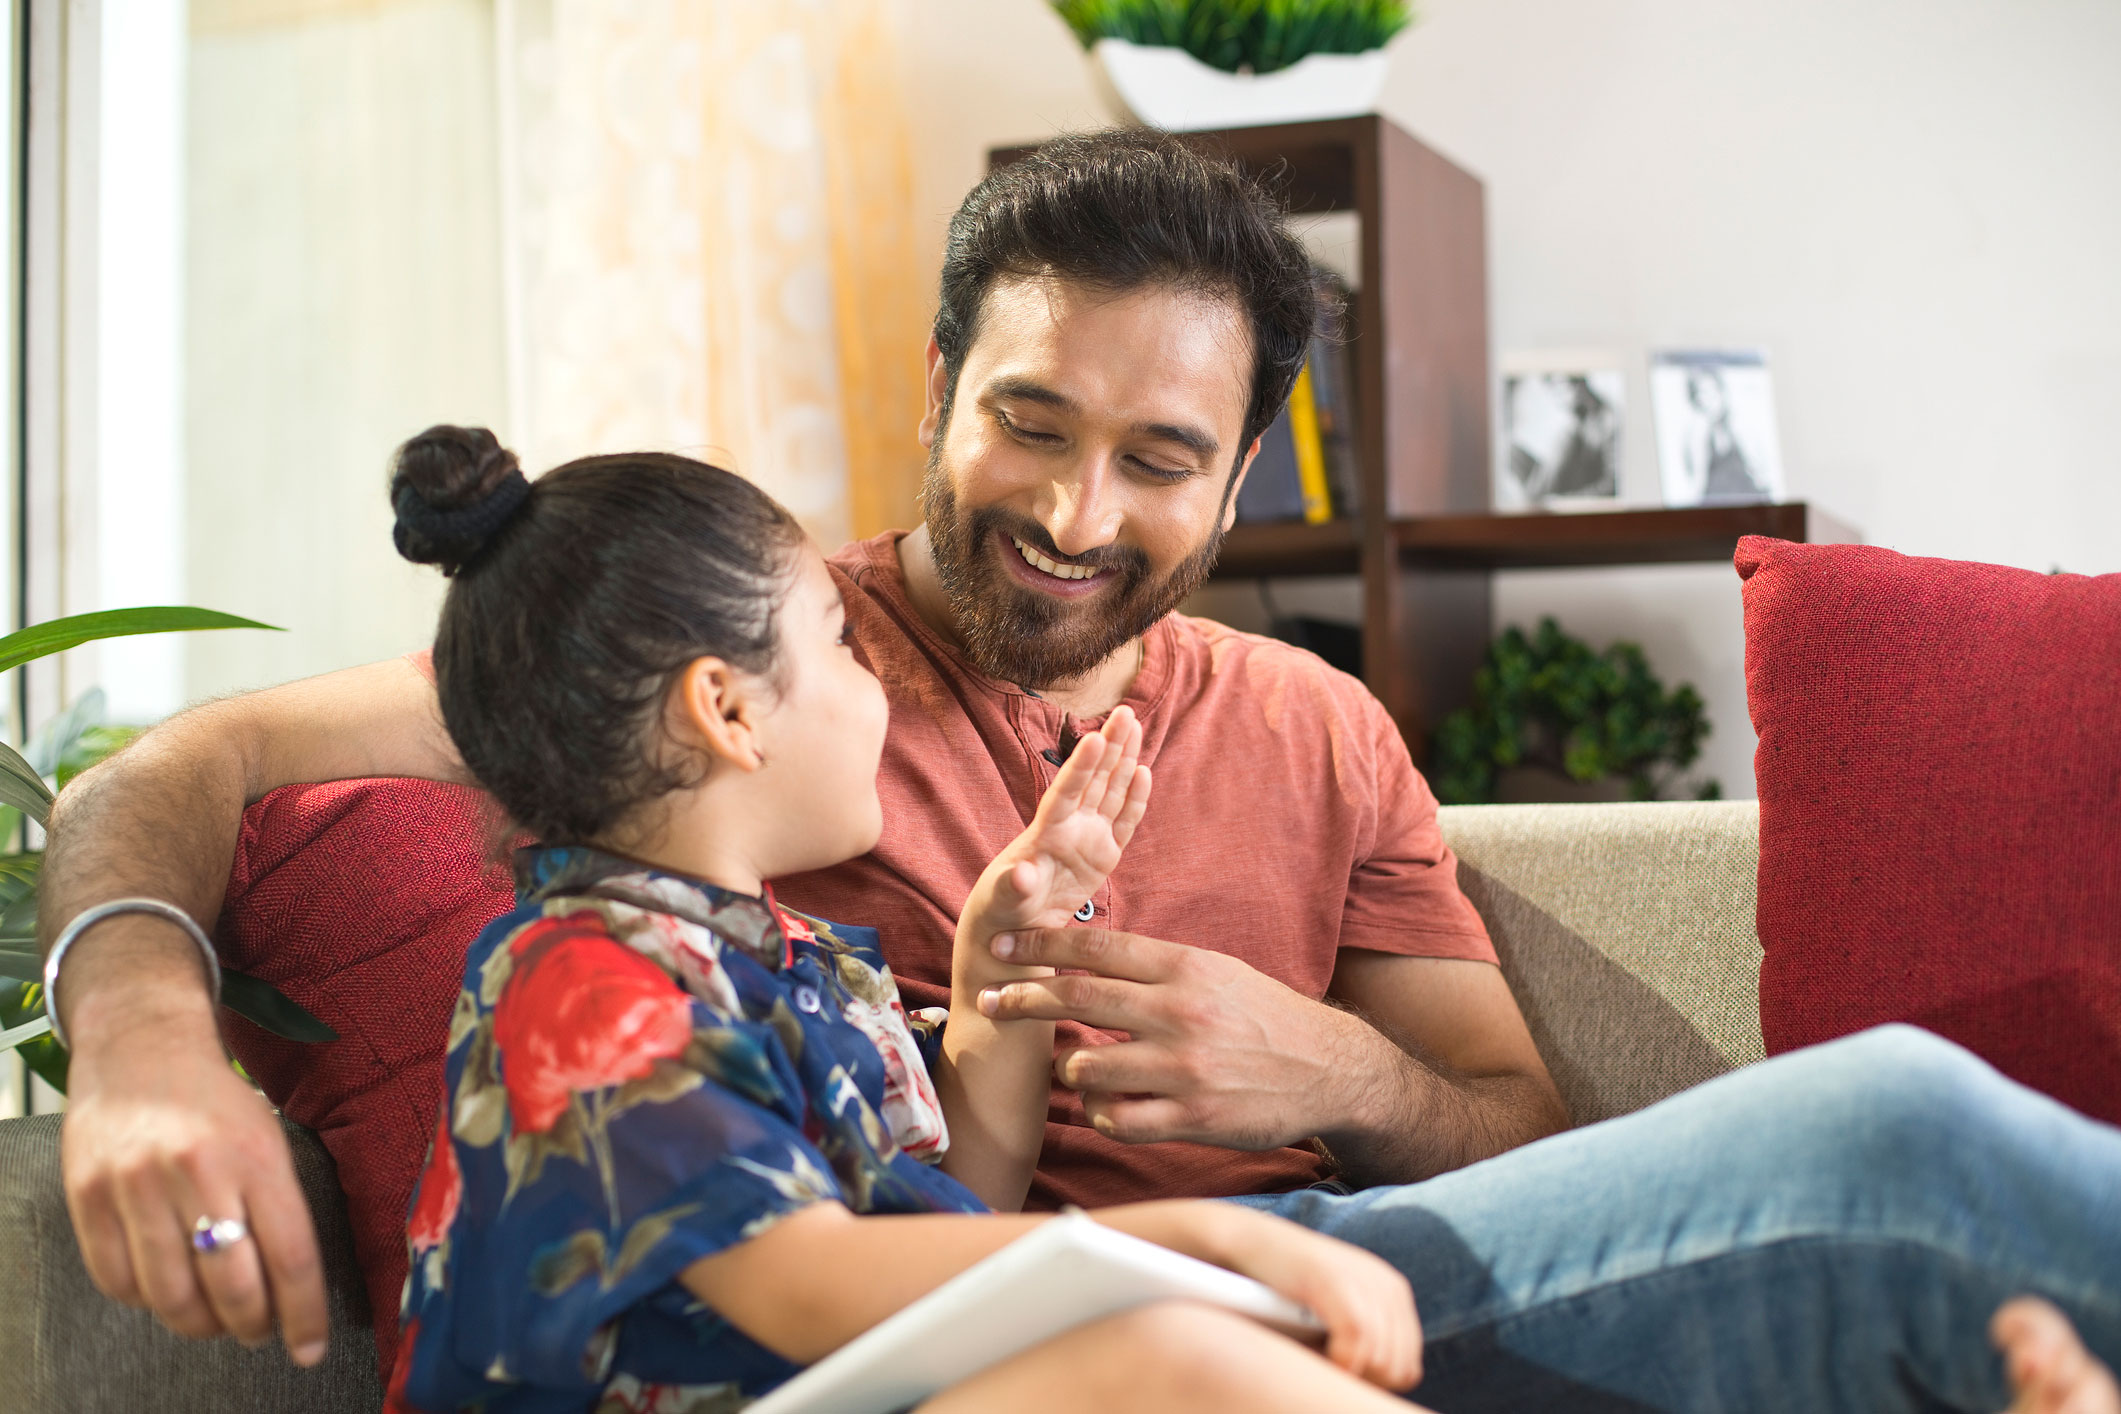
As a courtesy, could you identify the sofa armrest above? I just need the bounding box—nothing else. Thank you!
[0,1112,382,1413]
[1439,801,1765,1125]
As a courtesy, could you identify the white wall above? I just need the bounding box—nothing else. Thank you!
[182,0,507,705]
[96,0,187,723]
[893,0,2121,797]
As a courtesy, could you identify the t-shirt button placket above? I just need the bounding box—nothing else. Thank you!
[1074,900,1096,923]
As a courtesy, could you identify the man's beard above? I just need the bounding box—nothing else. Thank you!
[922,443,1226,691]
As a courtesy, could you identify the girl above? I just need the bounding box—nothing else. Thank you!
[384,425,1427,1413]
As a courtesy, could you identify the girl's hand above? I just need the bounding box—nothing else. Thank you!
[1223,1212,1423,1392]
[973,707,1152,938]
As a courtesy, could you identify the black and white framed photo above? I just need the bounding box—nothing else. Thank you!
[1497,353,1625,510]
[1649,350,1785,506]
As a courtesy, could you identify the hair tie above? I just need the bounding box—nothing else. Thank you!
[393,468,532,573]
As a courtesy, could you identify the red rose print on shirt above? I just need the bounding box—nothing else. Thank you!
[407,1110,461,1253]
[493,913,696,1134]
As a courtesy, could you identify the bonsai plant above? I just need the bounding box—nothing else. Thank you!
[0,608,334,1096]
[1432,617,1721,806]
[1052,0,1419,130]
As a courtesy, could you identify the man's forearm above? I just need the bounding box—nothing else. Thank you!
[38,712,255,1040]
[1314,1012,1568,1188]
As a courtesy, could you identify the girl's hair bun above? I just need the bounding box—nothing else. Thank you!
[390,424,531,576]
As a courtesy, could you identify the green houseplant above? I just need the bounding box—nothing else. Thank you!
[1052,0,1418,130]
[1053,0,1416,76]
[0,608,336,1095]
[1432,617,1721,806]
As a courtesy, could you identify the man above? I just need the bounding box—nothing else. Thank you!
[38,131,2121,1410]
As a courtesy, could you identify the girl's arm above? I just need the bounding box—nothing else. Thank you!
[934,709,1151,1209]
[677,1198,1421,1392]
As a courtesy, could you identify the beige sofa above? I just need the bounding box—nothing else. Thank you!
[0,801,1765,1412]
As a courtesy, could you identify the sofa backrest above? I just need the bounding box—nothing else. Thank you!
[1439,801,1765,1126]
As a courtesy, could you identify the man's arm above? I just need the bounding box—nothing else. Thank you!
[42,656,461,1361]
[977,929,1567,1188]
[1319,949,1568,1183]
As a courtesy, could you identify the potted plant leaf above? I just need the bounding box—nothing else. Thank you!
[0,608,336,1095]
[1052,0,1418,132]
[1431,617,1722,806]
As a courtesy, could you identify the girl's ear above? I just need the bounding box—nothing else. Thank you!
[669,656,768,773]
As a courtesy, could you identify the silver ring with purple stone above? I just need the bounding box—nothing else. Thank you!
[191,1215,249,1255]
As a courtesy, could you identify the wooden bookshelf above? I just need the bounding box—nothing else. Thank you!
[990,118,1860,759]
[1213,503,1860,577]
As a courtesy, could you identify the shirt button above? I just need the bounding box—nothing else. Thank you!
[1074,900,1096,923]
[793,984,822,1014]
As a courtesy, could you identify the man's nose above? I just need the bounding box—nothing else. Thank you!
[1037,455,1122,559]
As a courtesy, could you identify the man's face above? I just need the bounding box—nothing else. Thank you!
[917,277,1258,689]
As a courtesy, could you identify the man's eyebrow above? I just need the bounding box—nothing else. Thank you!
[987,376,1219,461]
[985,376,1079,414]
[1133,419,1218,461]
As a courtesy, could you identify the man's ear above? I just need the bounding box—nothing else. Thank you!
[917,337,948,451]
[668,657,767,774]
[1222,435,1263,533]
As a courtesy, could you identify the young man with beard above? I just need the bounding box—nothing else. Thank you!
[36,131,2121,1410]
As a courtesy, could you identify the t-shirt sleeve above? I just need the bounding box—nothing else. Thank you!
[1336,694,1499,964]
[424,924,844,1394]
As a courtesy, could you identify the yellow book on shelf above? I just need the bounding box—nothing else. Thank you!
[1288,359,1333,524]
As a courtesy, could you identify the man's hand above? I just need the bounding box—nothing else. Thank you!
[977,927,1567,1183]
[58,927,329,1363]
[40,655,461,1356]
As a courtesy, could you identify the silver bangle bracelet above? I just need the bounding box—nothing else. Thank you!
[41,898,222,1052]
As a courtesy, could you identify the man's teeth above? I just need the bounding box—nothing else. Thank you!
[1012,536,1101,581]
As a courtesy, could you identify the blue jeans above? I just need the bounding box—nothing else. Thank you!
[1233,1026,2121,1413]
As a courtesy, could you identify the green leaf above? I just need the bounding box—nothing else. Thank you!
[0,740,54,829]
[23,687,105,777]
[0,937,39,984]
[220,969,338,1043]
[0,607,281,676]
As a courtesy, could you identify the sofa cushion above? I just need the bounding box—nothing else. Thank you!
[1441,801,1764,1124]
[1738,536,2121,1123]
[217,778,513,1378]
[0,1113,382,1413]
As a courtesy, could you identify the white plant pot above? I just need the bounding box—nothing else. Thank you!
[1089,36,1390,132]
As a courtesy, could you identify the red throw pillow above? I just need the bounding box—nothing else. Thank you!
[216,779,513,1377]
[1738,537,2121,1123]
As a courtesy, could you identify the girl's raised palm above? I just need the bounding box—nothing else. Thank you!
[978,706,1152,935]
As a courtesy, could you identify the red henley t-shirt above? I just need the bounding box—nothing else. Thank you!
[772,532,1497,1209]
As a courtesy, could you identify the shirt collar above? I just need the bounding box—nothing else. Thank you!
[514,844,795,971]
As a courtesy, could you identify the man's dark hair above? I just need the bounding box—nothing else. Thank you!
[933,128,1319,466]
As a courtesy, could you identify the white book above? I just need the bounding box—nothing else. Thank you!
[747,1212,1324,1414]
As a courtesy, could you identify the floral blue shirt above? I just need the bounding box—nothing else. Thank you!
[389,845,987,1413]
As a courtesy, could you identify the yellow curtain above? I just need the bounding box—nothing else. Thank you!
[499,0,929,546]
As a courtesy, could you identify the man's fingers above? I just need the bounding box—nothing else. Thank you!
[978,972,1157,1030]
[1079,1092,1196,1145]
[175,1174,275,1348]
[65,1180,144,1308]
[991,925,1182,982]
[1054,1039,1184,1095]
[111,1169,223,1341]
[245,1158,331,1365]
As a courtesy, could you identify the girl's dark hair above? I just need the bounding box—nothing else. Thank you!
[390,425,804,844]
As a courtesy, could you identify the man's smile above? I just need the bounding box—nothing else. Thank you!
[1001,530,1112,595]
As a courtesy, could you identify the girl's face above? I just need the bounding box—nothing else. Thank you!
[749,541,891,875]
